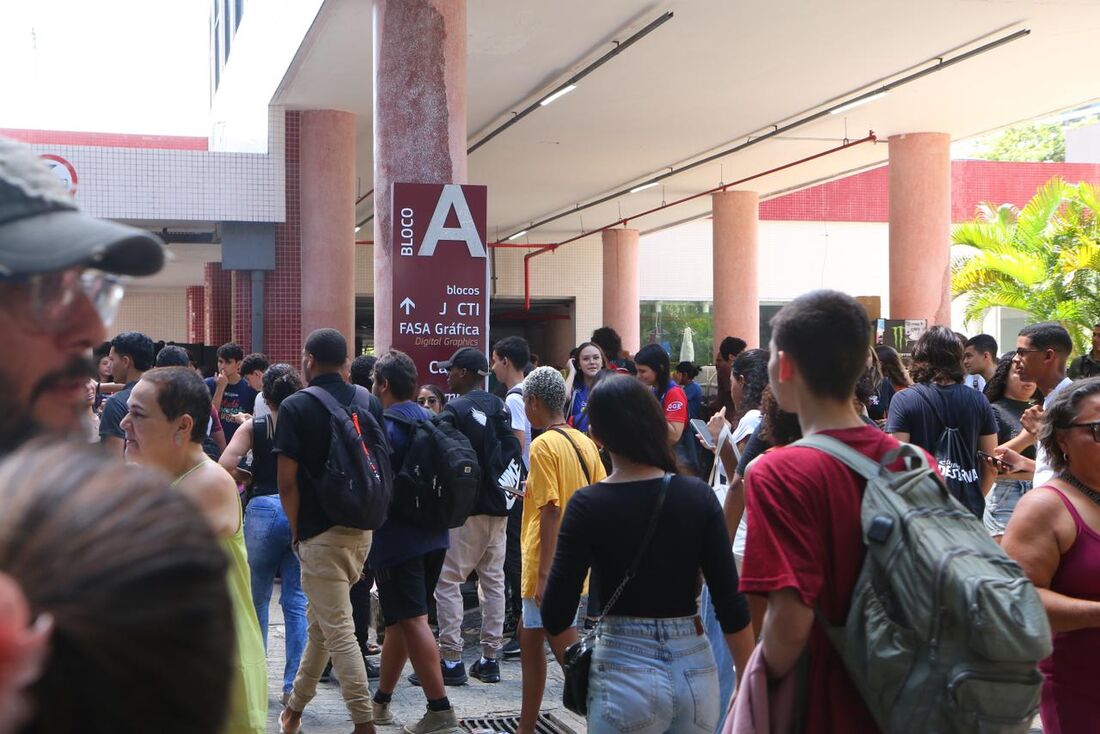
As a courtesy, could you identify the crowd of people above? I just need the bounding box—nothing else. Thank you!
[2,135,1100,734]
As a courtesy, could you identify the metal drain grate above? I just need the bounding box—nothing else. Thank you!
[460,713,576,734]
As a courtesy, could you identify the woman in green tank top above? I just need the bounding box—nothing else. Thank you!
[120,367,268,733]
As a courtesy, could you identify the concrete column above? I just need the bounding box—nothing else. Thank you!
[889,132,952,326]
[185,285,205,344]
[230,270,252,352]
[712,191,760,349]
[300,110,357,344]
[601,228,640,356]
[203,262,231,347]
[373,0,467,351]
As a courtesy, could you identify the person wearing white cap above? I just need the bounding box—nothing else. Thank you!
[0,137,164,454]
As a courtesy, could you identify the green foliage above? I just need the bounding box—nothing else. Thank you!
[639,301,714,364]
[972,122,1065,162]
[951,178,1100,353]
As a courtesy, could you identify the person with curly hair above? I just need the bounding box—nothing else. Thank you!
[1002,377,1100,733]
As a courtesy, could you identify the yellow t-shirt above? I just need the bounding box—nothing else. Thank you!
[521,426,606,599]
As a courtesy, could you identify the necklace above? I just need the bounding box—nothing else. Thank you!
[1060,472,1100,509]
[172,458,209,488]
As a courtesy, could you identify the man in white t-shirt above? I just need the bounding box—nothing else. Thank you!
[963,334,998,393]
[994,323,1074,487]
[490,336,533,659]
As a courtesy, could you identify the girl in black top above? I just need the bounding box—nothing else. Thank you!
[542,375,753,731]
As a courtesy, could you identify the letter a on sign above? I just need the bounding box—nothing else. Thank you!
[418,184,487,258]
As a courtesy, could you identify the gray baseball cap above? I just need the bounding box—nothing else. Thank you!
[0,137,165,277]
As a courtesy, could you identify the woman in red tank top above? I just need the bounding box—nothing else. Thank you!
[1002,377,1100,734]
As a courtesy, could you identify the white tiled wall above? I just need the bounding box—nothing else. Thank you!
[110,289,188,343]
[27,110,284,222]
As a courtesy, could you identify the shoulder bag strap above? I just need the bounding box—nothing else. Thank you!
[586,473,671,638]
[910,383,954,429]
[550,427,592,485]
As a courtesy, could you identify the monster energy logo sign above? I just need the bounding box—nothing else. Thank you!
[892,325,905,349]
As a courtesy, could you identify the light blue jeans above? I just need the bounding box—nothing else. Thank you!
[244,494,307,694]
[588,616,719,734]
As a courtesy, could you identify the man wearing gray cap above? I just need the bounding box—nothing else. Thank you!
[0,137,165,453]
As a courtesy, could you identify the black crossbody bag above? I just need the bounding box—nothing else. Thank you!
[561,472,670,716]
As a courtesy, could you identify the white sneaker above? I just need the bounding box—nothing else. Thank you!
[373,700,395,725]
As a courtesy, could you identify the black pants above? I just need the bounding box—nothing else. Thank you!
[504,496,523,623]
[351,559,374,654]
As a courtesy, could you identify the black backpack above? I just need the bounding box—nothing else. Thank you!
[303,386,393,530]
[384,409,481,530]
[443,391,525,516]
[911,384,984,518]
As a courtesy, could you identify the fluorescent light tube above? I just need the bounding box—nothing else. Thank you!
[831,91,888,115]
[630,182,659,193]
[539,85,577,107]
[507,230,528,241]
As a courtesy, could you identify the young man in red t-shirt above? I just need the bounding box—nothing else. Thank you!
[740,290,908,733]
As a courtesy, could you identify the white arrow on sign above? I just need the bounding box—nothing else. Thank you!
[399,297,416,315]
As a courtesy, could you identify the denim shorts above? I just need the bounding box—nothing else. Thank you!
[984,479,1031,536]
[588,616,719,734]
[521,596,586,630]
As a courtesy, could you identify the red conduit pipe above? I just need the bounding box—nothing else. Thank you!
[523,132,877,310]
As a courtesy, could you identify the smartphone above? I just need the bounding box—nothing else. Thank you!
[691,418,715,449]
[977,451,1012,472]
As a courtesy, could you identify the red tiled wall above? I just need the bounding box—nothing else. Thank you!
[950,161,1100,221]
[760,161,1100,223]
[203,262,232,348]
[231,270,252,353]
[186,285,205,343]
[264,111,302,364]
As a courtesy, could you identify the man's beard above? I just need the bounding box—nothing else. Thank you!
[0,355,97,455]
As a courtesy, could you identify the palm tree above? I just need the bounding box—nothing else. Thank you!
[951,178,1100,353]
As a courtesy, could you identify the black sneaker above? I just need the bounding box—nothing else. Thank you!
[365,657,380,681]
[319,660,334,683]
[408,660,468,687]
[470,657,501,683]
[502,638,521,659]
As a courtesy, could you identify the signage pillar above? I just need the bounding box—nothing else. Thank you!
[390,184,488,391]
[373,0,468,352]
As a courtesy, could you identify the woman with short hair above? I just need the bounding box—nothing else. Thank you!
[121,366,267,734]
[542,375,753,733]
[1002,377,1100,733]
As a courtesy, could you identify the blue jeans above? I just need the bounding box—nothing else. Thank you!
[244,494,307,694]
[699,585,735,731]
[589,616,719,734]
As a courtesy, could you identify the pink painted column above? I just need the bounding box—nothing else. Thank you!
[373,0,467,351]
[889,132,952,326]
[185,285,205,344]
[602,228,641,356]
[712,190,760,349]
[299,110,357,344]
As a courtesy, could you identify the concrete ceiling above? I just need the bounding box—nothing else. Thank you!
[272,0,1100,244]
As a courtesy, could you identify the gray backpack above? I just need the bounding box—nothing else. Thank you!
[794,434,1051,734]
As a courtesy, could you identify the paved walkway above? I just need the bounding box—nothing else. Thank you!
[262,584,585,733]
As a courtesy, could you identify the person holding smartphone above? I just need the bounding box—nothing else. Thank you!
[979,354,1039,542]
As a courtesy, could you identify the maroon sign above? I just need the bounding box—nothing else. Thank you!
[391,183,489,391]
